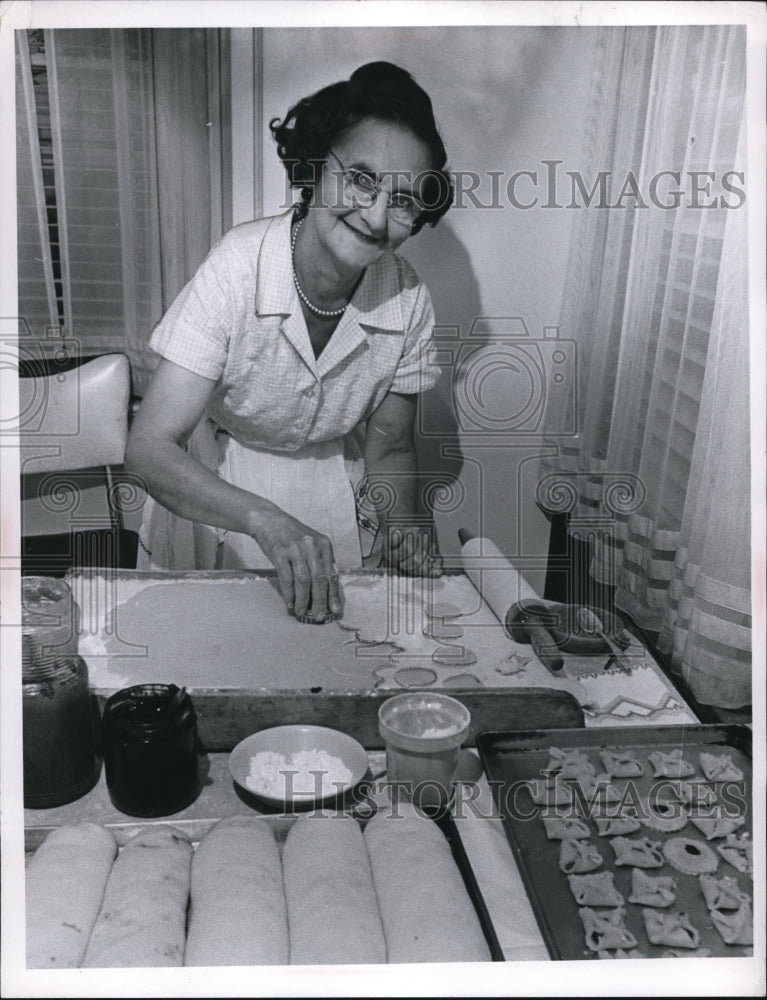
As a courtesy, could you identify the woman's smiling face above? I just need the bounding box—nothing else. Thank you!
[306,117,433,275]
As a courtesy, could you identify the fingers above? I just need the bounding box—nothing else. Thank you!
[385,527,442,577]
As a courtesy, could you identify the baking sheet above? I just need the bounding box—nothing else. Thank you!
[476,725,753,961]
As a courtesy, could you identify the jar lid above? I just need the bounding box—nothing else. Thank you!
[103,684,193,733]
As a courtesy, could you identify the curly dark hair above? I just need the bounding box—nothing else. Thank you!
[269,61,453,235]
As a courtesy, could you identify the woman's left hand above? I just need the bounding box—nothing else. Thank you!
[381,524,443,577]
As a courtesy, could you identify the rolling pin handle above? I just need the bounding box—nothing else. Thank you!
[528,626,565,673]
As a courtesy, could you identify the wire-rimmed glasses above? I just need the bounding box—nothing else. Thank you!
[327,149,424,227]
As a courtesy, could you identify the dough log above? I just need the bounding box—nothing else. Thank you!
[364,803,491,963]
[25,822,118,969]
[283,815,386,965]
[81,825,192,968]
[184,816,289,966]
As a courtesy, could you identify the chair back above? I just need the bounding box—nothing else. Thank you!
[19,353,130,475]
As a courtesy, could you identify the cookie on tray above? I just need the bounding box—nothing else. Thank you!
[628,869,677,908]
[648,749,695,779]
[545,747,596,779]
[594,814,641,837]
[542,816,591,840]
[662,837,719,875]
[579,908,637,952]
[689,814,746,841]
[642,909,700,950]
[639,798,688,834]
[715,833,753,875]
[567,871,624,907]
[698,752,744,783]
[710,900,753,946]
[529,774,573,806]
[574,773,623,803]
[699,874,750,912]
[674,780,718,808]
[598,749,644,778]
[610,836,664,868]
[559,838,603,874]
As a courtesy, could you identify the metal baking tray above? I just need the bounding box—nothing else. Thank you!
[477,725,753,961]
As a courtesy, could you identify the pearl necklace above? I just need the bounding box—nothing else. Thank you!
[291,218,348,319]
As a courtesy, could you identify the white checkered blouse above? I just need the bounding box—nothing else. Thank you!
[149,210,442,451]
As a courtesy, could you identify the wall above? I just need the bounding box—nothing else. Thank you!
[233,26,598,592]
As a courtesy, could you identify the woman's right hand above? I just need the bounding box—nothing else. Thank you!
[252,511,343,622]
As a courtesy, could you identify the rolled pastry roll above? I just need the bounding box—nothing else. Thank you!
[26,822,118,968]
[184,816,288,966]
[283,815,386,965]
[363,803,491,963]
[82,825,192,968]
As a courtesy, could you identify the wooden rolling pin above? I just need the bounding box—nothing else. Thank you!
[458,530,565,672]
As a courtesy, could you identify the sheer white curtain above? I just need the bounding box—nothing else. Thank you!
[540,25,750,708]
[16,28,230,394]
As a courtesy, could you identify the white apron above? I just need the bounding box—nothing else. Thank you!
[137,419,378,572]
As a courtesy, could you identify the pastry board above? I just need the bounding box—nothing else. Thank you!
[476,725,753,961]
[67,569,697,729]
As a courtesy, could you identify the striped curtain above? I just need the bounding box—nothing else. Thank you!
[16,28,231,394]
[539,25,750,708]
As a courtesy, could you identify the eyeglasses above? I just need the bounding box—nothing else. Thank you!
[327,149,424,227]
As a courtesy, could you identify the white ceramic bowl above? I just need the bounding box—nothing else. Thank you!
[228,724,369,808]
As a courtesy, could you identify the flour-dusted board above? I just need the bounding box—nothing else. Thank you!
[69,570,696,731]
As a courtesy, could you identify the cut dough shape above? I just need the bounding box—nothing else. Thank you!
[699,874,750,912]
[444,672,482,686]
[184,816,289,967]
[698,752,744,782]
[393,666,438,687]
[529,774,573,806]
[598,749,644,777]
[642,909,700,950]
[25,822,118,969]
[542,816,591,840]
[364,802,491,963]
[716,833,753,874]
[610,836,664,868]
[559,838,603,874]
[567,871,624,907]
[648,749,695,778]
[579,907,637,952]
[82,826,192,968]
[675,780,718,808]
[639,798,688,833]
[595,815,641,837]
[628,869,677,907]
[283,816,386,965]
[710,900,753,946]
[663,836,719,875]
[431,647,478,667]
[689,814,746,841]
[545,747,596,778]
[423,622,465,640]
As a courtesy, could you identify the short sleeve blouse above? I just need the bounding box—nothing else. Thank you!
[148,211,442,452]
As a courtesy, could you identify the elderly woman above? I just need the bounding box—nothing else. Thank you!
[126,61,453,622]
